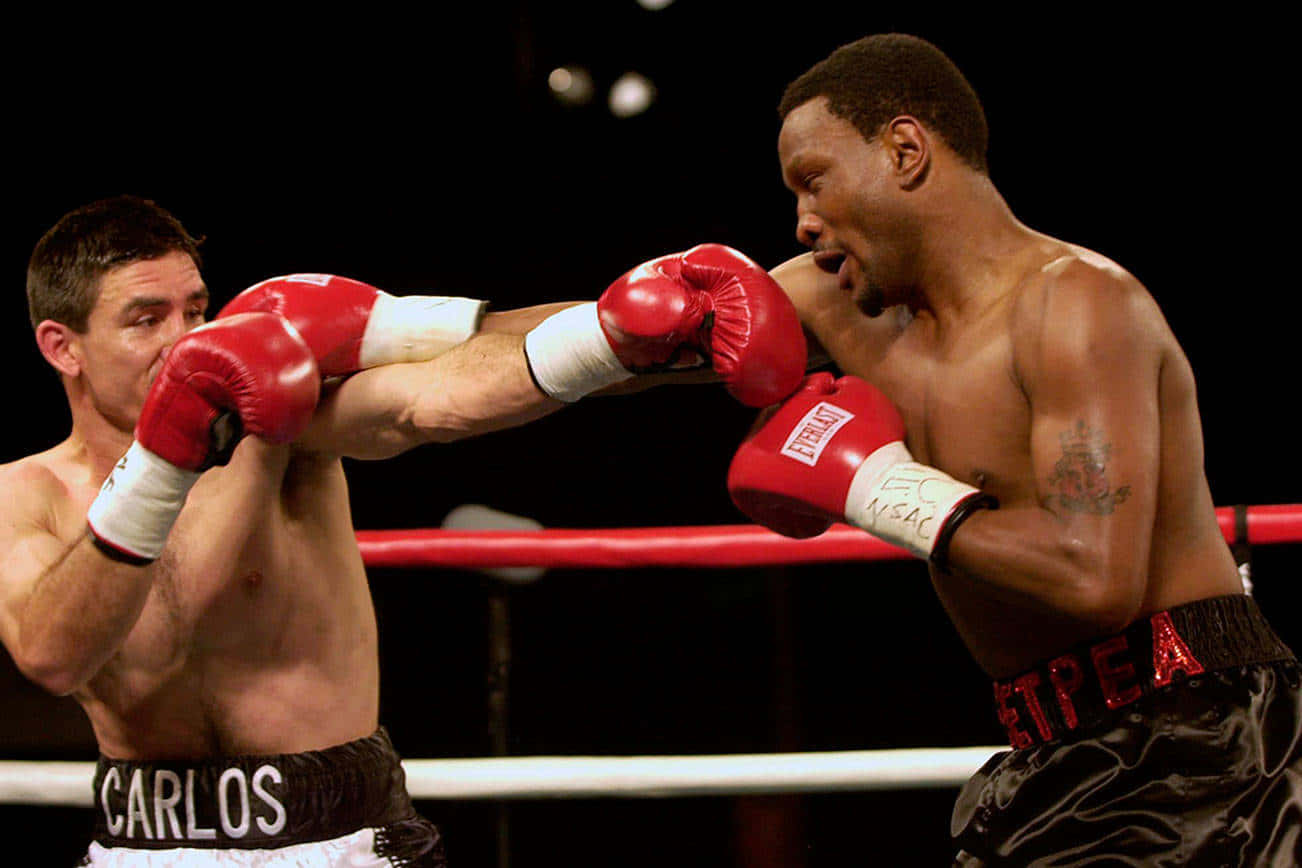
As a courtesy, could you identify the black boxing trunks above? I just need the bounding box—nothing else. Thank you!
[951,594,1302,866]
[79,727,445,867]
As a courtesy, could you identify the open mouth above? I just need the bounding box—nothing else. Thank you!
[813,250,854,291]
[812,250,846,275]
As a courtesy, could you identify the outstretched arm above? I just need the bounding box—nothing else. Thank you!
[295,332,561,460]
[299,244,812,458]
[565,252,839,397]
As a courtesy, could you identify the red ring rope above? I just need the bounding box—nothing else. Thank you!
[355,504,1302,570]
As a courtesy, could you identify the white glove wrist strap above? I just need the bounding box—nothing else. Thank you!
[359,293,487,368]
[86,441,201,562]
[843,441,981,559]
[523,302,633,402]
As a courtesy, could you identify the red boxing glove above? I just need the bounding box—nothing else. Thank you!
[86,312,320,562]
[727,373,995,563]
[524,244,806,406]
[219,274,486,377]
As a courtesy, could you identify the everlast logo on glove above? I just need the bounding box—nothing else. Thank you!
[779,402,855,466]
[726,373,991,550]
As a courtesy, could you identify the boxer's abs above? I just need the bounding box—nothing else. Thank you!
[81,565,381,759]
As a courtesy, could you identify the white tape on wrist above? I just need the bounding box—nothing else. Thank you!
[85,441,201,562]
[359,293,487,368]
[523,302,633,402]
[843,441,981,559]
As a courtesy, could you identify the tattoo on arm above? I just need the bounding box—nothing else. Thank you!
[1047,420,1131,514]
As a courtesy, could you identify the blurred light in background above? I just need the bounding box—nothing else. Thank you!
[548,65,595,106]
[636,0,675,9]
[609,72,657,118]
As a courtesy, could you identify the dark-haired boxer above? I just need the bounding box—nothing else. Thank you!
[720,33,1302,867]
[0,196,805,866]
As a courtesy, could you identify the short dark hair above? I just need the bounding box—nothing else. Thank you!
[27,195,204,331]
[779,33,989,174]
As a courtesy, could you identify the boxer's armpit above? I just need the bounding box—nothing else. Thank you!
[1046,419,1132,515]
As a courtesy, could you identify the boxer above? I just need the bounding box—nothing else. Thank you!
[0,195,805,866]
[720,33,1300,866]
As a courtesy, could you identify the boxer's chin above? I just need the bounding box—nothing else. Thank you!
[855,285,886,318]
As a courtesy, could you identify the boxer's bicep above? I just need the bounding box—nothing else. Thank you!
[296,332,563,459]
[1022,274,1161,622]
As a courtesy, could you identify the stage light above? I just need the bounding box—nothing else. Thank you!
[609,72,656,118]
[548,65,595,106]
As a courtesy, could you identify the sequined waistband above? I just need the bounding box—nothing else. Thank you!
[991,594,1295,748]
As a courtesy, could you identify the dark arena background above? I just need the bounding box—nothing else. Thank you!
[3,4,1300,866]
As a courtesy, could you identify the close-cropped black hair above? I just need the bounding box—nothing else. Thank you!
[779,33,989,174]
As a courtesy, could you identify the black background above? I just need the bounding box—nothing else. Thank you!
[2,4,1300,866]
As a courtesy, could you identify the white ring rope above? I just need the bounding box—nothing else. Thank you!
[0,747,1005,805]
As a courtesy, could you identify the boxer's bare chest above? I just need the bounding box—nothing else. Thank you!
[828,300,1089,671]
[120,502,281,668]
[130,449,294,635]
[867,308,1034,509]
[71,448,374,748]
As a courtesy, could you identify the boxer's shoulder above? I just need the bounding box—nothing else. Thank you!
[0,446,89,535]
[1008,246,1164,367]
[1016,245,1150,320]
[768,251,843,323]
[0,449,64,491]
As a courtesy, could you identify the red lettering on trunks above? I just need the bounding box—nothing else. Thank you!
[1091,636,1143,709]
[1151,611,1205,687]
[1013,672,1053,742]
[1047,653,1084,730]
[993,681,1033,749]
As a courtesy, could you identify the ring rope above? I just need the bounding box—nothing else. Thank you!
[4,503,1296,807]
[356,504,1302,569]
[0,747,1005,805]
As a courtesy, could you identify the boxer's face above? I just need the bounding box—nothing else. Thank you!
[779,98,913,317]
[75,251,209,432]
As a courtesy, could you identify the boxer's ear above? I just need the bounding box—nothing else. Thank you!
[36,320,82,377]
[883,116,930,191]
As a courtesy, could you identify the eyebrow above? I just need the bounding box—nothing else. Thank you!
[779,150,808,182]
[779,163,804,191]
[118,288,210,317]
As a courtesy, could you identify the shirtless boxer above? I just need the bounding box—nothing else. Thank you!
[719,33,1301,866]
[0,195,804,866]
